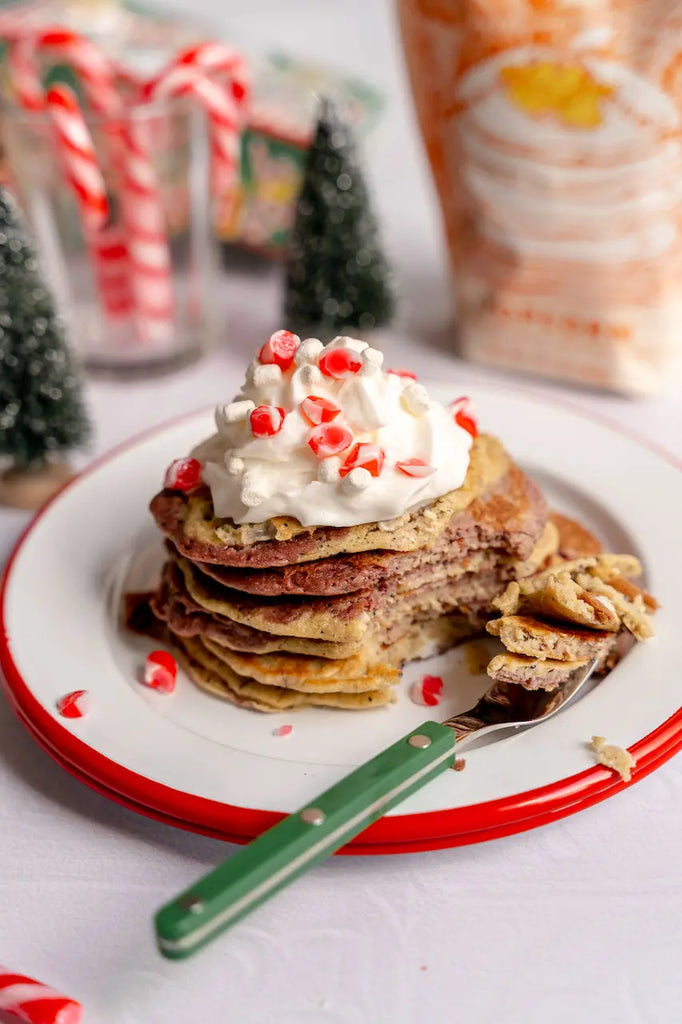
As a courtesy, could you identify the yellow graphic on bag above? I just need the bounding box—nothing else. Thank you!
[500,62,614,128]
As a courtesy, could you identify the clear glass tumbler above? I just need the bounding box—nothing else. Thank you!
[1,97,221,376]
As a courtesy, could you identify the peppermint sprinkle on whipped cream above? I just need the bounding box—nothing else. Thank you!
[193,331,477,527]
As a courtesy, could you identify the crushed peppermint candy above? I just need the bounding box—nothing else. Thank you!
[300,395,342,426]
[144,650,178,693]
[250,405,286,437]
[319,347,363,379]
[387,368,417,380]
[410,675,444,707]
[396,458,434,478]
[451,396,478,438]
[164,457,203,492]
[56,690,90,718]
[308,423,353,458]
[339,443,385,478]
[273,724,293,737]
[259,330,300,370]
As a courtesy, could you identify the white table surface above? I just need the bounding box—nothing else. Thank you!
[2,2,682,1022]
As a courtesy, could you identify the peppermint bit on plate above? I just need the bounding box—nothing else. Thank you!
[56,689,90,719]
[273,724,293,737]
[410,675,444,707]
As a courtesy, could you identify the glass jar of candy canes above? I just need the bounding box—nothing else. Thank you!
[1,92,223,376]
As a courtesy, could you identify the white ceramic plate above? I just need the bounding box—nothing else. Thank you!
[2,385,681,852]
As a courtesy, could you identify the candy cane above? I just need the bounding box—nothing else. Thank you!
[172,41,251,107]
[33,31,173,342]
[10,27,121,117]
[0,965,82,1024]
[118,116,175,343]
[144,66,242,197]
[44,83,137,323]
[45,84,108,230]
[7,31,45,111]
[10,30,134,321]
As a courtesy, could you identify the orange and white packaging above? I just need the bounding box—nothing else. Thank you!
[398,0,682,394]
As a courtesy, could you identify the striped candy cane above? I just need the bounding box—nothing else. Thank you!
[7,30,45,111]
[118,116,175,342]
[173,41,251,107]
[34,31,173,342]
[144,66,242,197]
[0,966,82,1024]
[45,83,109,230]
[143,44,250,227]
[45,84,136,320]
[10,30,134,322]
[11,27,121,117]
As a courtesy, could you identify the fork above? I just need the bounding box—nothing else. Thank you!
[155,657,598,959]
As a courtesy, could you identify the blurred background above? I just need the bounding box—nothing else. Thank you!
[0,0,681,518]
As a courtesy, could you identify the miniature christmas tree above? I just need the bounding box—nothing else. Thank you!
[284,98,395,339]
[0,187,90,508]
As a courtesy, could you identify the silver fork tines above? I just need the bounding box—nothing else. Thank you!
[443,657,599,751]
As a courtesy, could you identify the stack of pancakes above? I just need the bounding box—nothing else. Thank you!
[129,433,555,711]
[486,553,658,690]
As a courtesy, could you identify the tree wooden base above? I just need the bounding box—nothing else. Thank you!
[0,462,73,510]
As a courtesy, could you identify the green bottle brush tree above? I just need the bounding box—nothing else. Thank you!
[284,98,395,341]
[0,187,90,509]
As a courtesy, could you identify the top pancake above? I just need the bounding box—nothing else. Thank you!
[151,434,544,570]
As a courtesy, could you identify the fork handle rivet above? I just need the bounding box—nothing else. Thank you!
[408,734,431,749]
[300,807,325,826]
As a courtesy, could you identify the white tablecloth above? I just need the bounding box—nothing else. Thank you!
[2,3,682,1022]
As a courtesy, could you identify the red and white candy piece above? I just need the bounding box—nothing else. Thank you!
[56,690,90,719]
[273,724,293,737]
[250,405,286,437]
[300,395,341,426]
[308,423,353,459]
[318,347,363,379]
[451,396,478,438]
[409,675,444,707]
[339,443,385,478]
[259,330,300,371]
[396,458,435,478]
[0,965,83,1024]
[387,368,417,381]
[164,458,203,492]
[144,650,178,693]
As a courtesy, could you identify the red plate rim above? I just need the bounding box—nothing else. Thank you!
[9,696,682,855]
[1,390,681,851]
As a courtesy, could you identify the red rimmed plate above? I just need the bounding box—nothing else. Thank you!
[1,386,680,851]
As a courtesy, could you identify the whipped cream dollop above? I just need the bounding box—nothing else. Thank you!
[193,334,474,527]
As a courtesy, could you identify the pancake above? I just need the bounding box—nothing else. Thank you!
[572,573,656,641]
[200,612,478,691]
[486,652,589,690]
[151,559,483,657]
[494,572,621,630]
[174,636,395,712]
[201,639,399,693]
[493,555,650,635]
[150,435,546,568]
[548,512,603,560]
[173,553,523,644]
[486,615,614,662]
